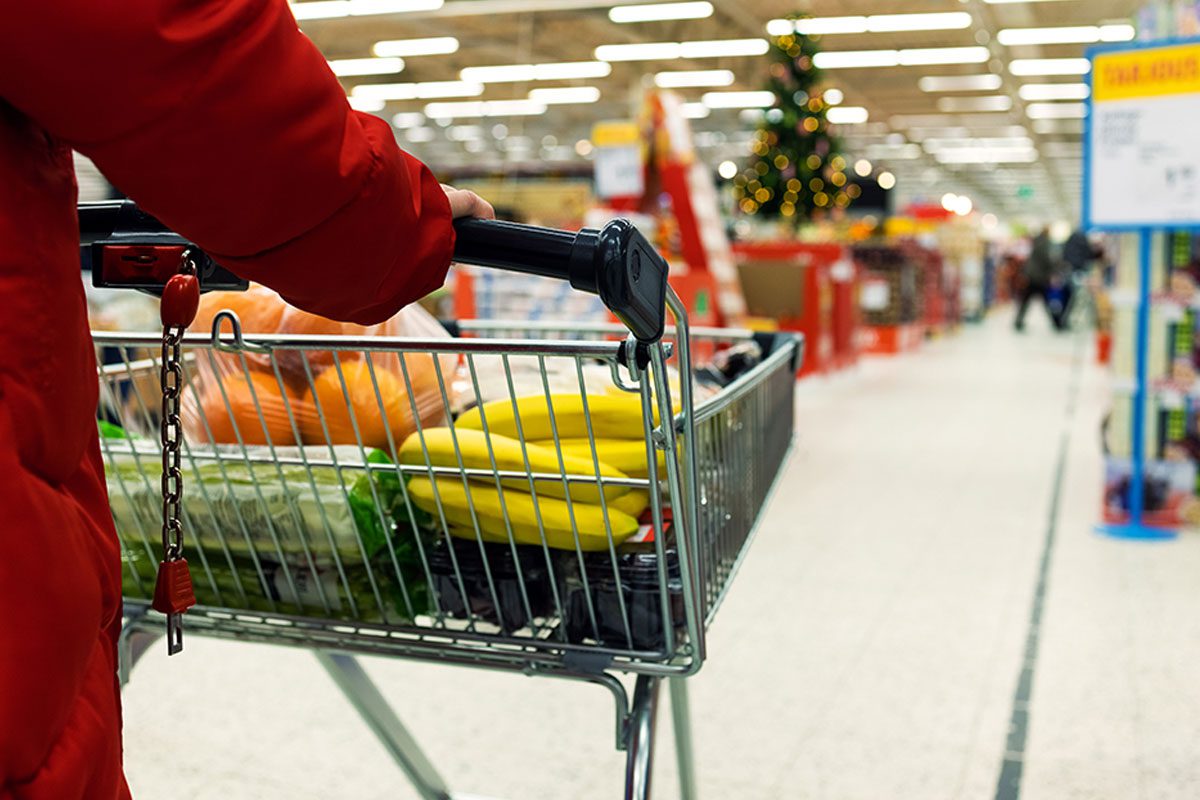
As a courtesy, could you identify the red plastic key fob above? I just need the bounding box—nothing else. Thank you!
[152,558,197,615]
[160,273,200,328]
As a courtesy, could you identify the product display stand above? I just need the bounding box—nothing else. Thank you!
[1085,36,1200,539]
[1097,230,1178,541]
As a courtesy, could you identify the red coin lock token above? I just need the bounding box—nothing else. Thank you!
[160,273,200,328]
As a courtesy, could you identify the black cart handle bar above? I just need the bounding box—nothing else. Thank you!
[78,199,668,344]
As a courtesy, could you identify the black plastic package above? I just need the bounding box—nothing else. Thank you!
[563,542,684,652]
[426,537,559,633]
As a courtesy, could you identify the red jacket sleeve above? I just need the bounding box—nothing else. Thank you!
[0,0,454,324]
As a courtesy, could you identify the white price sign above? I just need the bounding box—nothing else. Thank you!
[1086,40,1200,229]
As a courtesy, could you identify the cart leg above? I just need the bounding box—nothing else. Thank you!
[624,675,661,800]
[315,651,452,800]
[118,625,162,687]
[668,679,697,800]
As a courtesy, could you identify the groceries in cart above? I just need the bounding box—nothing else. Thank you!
[97,286,778,651]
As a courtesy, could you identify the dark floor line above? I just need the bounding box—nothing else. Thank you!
[993,335,1086,800]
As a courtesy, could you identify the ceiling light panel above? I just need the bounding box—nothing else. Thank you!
[997,24,1134,46]
[595,42,681,61]
[372,37,459,57]
[424,99,547,118]
[814,50,901,69]
[919,74,1003,92]
[679,39,769,58]
[460,61,612,83]
[1009,58,1091,76]
[527,86,601,104]
[936,95,1013,112]
[1018,83,1090,101]
[1025,102,1087,119]
[899,47,990,66]
[352,81,484,100]
[787,12,971,35]
[609,1,713,23]
[827,106,870,124]
[330,57,404,76]
[655,69,736,88]
[681,102,711,119]
[702,90,775,108]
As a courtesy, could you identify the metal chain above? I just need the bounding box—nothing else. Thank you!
[160,251,197,562]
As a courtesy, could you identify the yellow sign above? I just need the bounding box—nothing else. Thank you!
[1093,43,1200,102]
[590,121,640,148]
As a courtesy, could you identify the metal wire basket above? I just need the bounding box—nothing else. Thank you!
[87,202,801,799]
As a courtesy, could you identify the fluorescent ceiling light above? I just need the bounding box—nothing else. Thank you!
[984,0,1076,3]
[460,61,611,83]
[595,39,766,61]
[348,96,386,112]
[424,100,547,118]
[936,95,1013,112]
[329,57,405,76]
[1018,83,1089,101]
[919,74,1003,92]
[595,42,681,61]
[610,1,713,23]
[348,0,443,14]
[814,50,900,69]
[405,127,437,142]
[391,112,426,128]
[824,88,844,105]
[702,91,775,109]
[796,16,869,35]
[679,39,769,58]
[791,12,971,35]
[827,106,869,124]
[372,37,459,57]
[815,46,988,69]
[1009,58,1091,76]
[655,69,735,88]
[527,86,601,104]
[766,19,794,36]
[291,1,351,20]
[681,102,711,119]
[1025,102,1087,119]
[899,46,990,66]
[867,12,972,32]
[739,109,766,123]
[997,24,1134,46]
[351,81,484,100]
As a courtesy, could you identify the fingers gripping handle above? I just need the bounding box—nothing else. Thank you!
[452,217,668,344]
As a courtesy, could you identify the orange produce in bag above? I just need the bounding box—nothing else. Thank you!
[274,306,369,393]
[299,358,446,450]
[191,371,299,447]
[190,283,286,336]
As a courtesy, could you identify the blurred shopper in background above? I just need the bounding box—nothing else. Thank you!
[1015,228,1066,332]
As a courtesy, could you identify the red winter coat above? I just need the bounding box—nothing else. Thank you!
[0,2,455,796]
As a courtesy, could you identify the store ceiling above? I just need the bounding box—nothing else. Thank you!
[296,0,1141,223]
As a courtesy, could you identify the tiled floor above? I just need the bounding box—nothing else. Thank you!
[122,308,1200,799]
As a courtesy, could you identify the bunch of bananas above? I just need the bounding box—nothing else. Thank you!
[399,394,666,551]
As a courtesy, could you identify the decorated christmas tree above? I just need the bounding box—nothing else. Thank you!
[734,24,860,224]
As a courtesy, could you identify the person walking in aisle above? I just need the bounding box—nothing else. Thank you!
[1015,227,1066,332]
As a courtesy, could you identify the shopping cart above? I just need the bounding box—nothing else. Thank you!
[82,201,802,799]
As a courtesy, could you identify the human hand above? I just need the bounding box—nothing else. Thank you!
[441,185,495,220]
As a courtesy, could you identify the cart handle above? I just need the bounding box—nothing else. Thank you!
[78,200,668,344]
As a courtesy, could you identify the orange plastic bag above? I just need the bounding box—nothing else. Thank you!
[182,289,455,454]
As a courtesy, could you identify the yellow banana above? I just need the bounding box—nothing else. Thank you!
[542,438,667,478]
[408,477,639,551]
[455,394,654,441]
[398,427,629,503]
[607,489,650,518]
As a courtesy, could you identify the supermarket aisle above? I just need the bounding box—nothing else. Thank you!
[122,310,1200,800]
